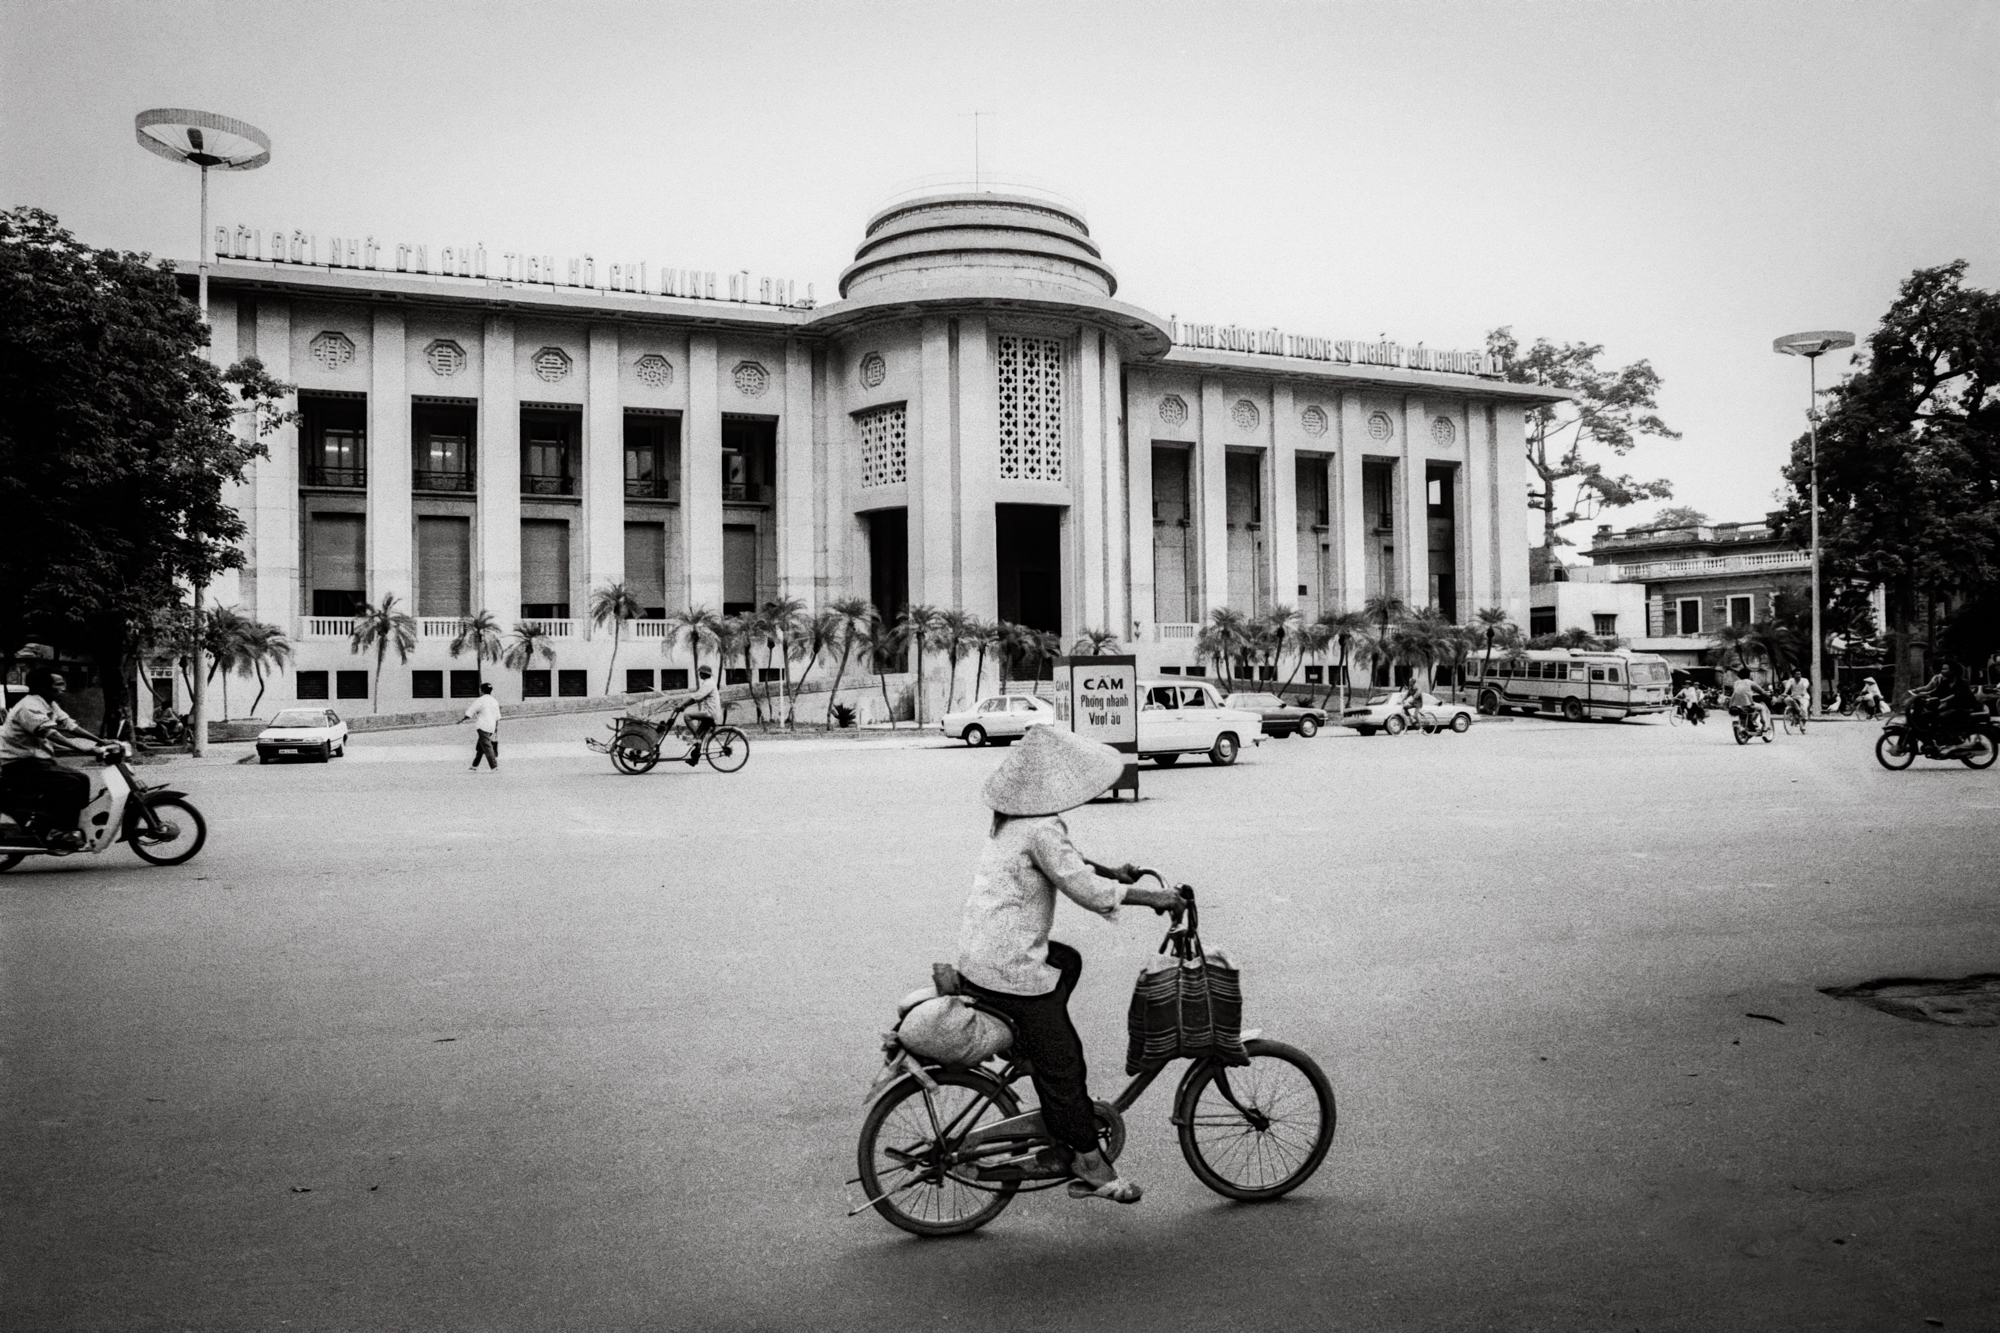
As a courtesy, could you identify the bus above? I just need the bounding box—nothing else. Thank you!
[1464,648,1672,721]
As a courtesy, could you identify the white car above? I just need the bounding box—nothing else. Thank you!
[1338,691,1475,736]
[941,693,1059,746]
[1138,679,1262,766]
[255,707,349,763]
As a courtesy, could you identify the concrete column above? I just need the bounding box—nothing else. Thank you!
[1401,395,1428,607]
[778,340,815,604]
[684,334,724,610]
[478,316,520,625]
[584,327,624,614]
[1197,379,1229,618]
[367,310,412,605]
[913,318,955,608]
[956,318,999,620]
[1493,402,1531,623]
[1101,339,1130,641]
[1270,383,1299,614]
[1076,331,1107,632]
[1123,373,1154,641]
[1337,392,1368,611]
[1462,399,1496,614]
[254,301,297,629]
[206,299,245,609]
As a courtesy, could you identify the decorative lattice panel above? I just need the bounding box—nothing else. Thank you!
[310,330,355,371]
[858,404,907,488]
[1300,405,1328,437]
[533,346,572,382]
[1367,410,1394,443]
[1232,399,1261,431]
[996,335,1064,482]
[635,354,673,388]
[1431,415,1456,447]
[733,361,769,397]
[859,352,886,389]
[424,339,465,377]
[1158,395,1188,427]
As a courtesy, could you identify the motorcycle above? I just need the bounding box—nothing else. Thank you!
[1875,711,2000,771]
[0,743,207,871]
[1731,704,1774,745]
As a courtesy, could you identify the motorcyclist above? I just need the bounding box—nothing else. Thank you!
[1727,672,1770,736]
[0,668,115,850]
[1910,661,1979,756]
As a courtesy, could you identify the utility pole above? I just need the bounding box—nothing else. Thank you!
[1774,330,1855,717]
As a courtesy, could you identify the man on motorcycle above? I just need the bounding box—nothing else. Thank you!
[0,669,112,850]
[1911,661,1980,757]
[1727,672,1770,736]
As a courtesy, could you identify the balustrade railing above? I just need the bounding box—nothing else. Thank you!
[1155,623,1199,641]
[630,620,673,638]
[521,474,576,496]
[1613,550,1809,581]
[303,617,357,638]
[303,465,366,489]
[519,618,576,638]
[413,469,475,493]
[625,477,678,501]
[419,618,463,638]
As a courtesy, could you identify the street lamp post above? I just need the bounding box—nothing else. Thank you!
[1773,330,1856,718]
[134,110,270,756]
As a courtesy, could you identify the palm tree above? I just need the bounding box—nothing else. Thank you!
[1314,607,1370,711]
[822,597,873,727]
[1362,593,1409,655]
[1389,607,1453,691]
[588,581,644,695]
[502,620,557,692]
[856,609,907,727]
[1347,623,1390,700]
[897,603,943,726]
[1287,621,1330,696]
[966,617,1001,704]
[243,620,293,714]
[1070,626,1120,657]
[762,597,808,728]
[1256,605,1302,692]
[349,594,419,713]
[1474,606,1519,703]
[1197,606,1252,690]
[998,622,1059,686]
[786,605,839,728]
[1708,623,1755,677]
[449,611,505,687]
[667,605,723,682]
[203,604,256,720]
[937,609,976,712]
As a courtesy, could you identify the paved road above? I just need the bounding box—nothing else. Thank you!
[5,716,1997,1331]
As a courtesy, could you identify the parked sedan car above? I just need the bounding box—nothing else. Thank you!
[1337,691,1476,737]
[940,693,1059,746]
[255,707,349,763]
[1223,691,1327,738]
[1138,680,1263,766]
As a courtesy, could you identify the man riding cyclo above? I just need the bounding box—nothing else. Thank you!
[1907,660,1981,758]
[0,668,119,850]
[631,665,723,765]
[1726,672,1772,736]
[1855,675,1886,718]
[1675,679,1707,724]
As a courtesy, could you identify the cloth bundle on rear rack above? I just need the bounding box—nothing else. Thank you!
[1126,937,1248,1075]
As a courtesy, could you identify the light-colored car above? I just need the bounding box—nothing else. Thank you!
[1338,691,1475,737]
[941,693,1058,747]
[255,707,349,763]
[1138,679,1262,766]
[1223,692,1327,739]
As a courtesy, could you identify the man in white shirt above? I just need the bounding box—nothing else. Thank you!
[0,668,106,848]
[457,683,501,770]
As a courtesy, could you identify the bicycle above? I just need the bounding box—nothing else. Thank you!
[852,874,1336,1237]
[585,704,749,775]
[1779,697,1808,735]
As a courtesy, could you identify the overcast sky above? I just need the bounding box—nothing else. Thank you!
[6,0,1996,548]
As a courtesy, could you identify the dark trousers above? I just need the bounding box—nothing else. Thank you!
[472,731,498,768]
[964,941,1098,1157]
[1,758,90,826]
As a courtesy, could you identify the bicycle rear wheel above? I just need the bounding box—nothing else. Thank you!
[1781,712,1802,736]
[857,1070,1021,1237]
[703,726,750,773]
[1176,1038,1335,1201]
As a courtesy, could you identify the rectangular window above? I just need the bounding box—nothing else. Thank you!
[296,671,329,699]
[723,523,757,615]
[662,668,689,690]
[1159,665,1182,675]
[625,668,656,693]
[520,519,571,618]
[557,669,588,697]
[335,670,369,699]
[449,671,481,698]
[624,412,680,500]
[522,670,552,697]
[857,403,909,488]
[1530,608,1557,637]
[412,670,444,698]
[724,666,750,685]
[521,408,580,495]
[1305,666,1323,683]
[308,513,366,617]
[1297,459,1330,528]
[721,417,776,504]
[995,334,1064,482]
[1729,595,1753,627]
[624,523,667,619]
[1678,598,1701,635]
[416,516,471,618]
[1593,613,1617,637]
[412,401,476,492]
[301,393,366,487]
[758,667,786,683]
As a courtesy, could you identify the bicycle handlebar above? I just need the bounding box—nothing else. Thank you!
[1130,867,1196,926]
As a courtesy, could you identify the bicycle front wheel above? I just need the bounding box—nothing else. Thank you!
[1781,712,1802,736]
[857,1070,1021,1237]
[703,727,750,773]
[1176,1038,1335,1201]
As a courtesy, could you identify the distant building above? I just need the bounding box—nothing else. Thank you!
[1577,514,1810,672]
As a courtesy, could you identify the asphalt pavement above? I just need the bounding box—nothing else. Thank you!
[4,712,1997,1332]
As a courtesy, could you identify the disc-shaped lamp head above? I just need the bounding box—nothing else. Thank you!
[134,108,270,170]
[1773,330,1855,359]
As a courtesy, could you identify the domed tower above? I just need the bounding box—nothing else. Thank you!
[808,189,1168,646]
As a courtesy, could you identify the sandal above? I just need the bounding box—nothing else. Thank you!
[1067,1176,1143,1204]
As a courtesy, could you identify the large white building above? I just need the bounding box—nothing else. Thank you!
[194,189,1562,712]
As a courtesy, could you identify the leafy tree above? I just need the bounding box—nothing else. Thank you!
[349,595,418,712]
[588,580,643,695]
[449,611,504,687]
[0,207,293,737]
[1646,505,1709,530]
[1781,261,2000,696]
[1485,326,1679,553]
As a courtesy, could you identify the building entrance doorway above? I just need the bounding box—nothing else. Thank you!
[996,504,1062,636]
[866,508,908,621]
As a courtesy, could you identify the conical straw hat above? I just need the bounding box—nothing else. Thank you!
[982,723,1124,816]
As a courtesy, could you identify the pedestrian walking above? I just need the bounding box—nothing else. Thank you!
[459,683,500,769]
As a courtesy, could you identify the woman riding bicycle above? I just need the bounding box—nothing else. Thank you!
[956,725,1180,1205]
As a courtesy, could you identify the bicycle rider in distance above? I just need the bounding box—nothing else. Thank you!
[955,725,1182,1206]
[635,664,721,765]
